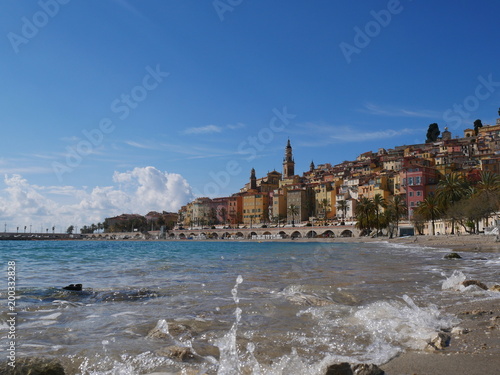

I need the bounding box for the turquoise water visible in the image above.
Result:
[0,240,499,374]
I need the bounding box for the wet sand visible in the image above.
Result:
[290,233,500,251]
[381,298,500,375]
[245,233,500,374]
[379,235,500,375]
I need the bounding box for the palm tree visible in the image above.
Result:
[355,197,374,235]
[372,194,386,237]
[436,173,468,234]
[337,200,348,224]
[386,195,407,237]
[474,171,500,228]
[414,194,441,235]
[288,204,299,226]
[319,198,331,225]
[477,171,500,194]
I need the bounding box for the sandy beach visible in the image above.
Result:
[373,235,500,375]
[217,233,500,374]
[290,234,499,374]
[380,297,500,375]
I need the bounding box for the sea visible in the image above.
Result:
[0,239,499,374]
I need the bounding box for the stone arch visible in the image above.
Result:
[223,232,230,239]
[321,230,335,238]
[279,231,287,238]
[236,232,244,238]
[340,229,353,237]
[291,231,302,239]
[168,232,175,238]
[249,231,257,239]
[189,233,196,238]
[211,232,219,239]
[263,231,272,236]
[306,230,317,238]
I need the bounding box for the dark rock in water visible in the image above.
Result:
[325,363,352,375]
[444,252,462,259]
[62,284,82,291]
[352,364,385,375]
[0,357,65,374]
[157,345,195,361]
[426,332,451,350]
[147,319,170,339]
[462,280,488,290]
[325,362,384,375]
[192,342,220,359]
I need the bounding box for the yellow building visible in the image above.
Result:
[373,175,391,201]
[313,183,336,221]
[242,192,270,226]
[271,190,287,221]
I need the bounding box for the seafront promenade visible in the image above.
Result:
[0,232,80,240]
[84,225,362,240]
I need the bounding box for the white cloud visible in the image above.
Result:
[329,127,418,142]
[295,122,420,146]
[0,167,194,231]
[183,125,222,135]
[124,140,157,149]
[362,103,442,119]
[226,122,246,130]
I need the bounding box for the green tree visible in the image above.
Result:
[319,198,331,225]
[426,123,440,143]
[414,194,441,235]
[337,200,348,224]
[373,193,386,237]
[288,204,299,226]
[411,210,426,235]
[355,197,374,234]
[66,225,74,234]
[386,195,407,238]
[477,171,500,194]
[436,173,468,234]
[473,119,483,136]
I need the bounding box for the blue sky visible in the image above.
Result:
[1,0,500,230]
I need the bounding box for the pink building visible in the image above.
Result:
[400,161,438,217]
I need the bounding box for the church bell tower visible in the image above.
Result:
[282,139,295,179]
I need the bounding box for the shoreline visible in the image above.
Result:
[380,297,500,375]
[4,234,498,374]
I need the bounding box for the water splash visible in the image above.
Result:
[216,275,244,375]
[442,270,467,291]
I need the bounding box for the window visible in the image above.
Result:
[409,191,414,197]
[410,202,415,207]
[416,176,421,185]
[408,177,414,185]
[416,191,422,196]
